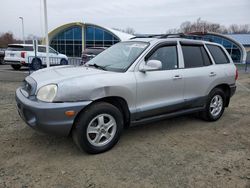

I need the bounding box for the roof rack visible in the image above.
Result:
[131,33,205,40]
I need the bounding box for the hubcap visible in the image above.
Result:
[86,114,117,147]
[210,95,223,117]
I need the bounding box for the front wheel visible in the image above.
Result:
[72,102,124,154]
[201,88,225,121]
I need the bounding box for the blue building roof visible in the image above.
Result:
[226,34,250,46]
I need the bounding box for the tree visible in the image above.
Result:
[166,18,250,34]
[0,32,21,48]
[113,27,136,35]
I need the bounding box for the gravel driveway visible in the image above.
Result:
[0,67,249,188]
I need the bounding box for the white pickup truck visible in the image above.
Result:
[4,44,68,70]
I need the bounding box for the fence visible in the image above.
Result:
[27,56,82,74]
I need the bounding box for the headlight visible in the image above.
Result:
[37,84,57,102]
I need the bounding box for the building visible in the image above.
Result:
[226,34,250,63]
[47,22,134,57]
[226,34,250,52]
[188,32,247,64]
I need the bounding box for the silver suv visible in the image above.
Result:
[16,35,237,154]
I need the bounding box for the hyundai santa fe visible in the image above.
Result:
[15,34,237,154]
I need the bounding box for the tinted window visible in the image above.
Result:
[148,46,178,70]
[182,46,204,68]
[7,45,33,51]
[206,44,230,64]
[38,47,46,53]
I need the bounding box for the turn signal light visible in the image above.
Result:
[21,51,26,58]
[65,111,75,117]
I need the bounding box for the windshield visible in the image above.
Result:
[86,41,149,72]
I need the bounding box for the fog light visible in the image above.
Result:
[65,110,75,117]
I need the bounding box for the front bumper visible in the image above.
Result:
[16,88,92,136]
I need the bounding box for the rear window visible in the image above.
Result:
[38,46,46,53]
[7,45,33,51]
[182,45,212,68]
[206,44,230,64]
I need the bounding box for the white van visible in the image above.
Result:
[4,44,68,70]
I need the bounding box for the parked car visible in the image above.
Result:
[16,35,237,154]
[81,47,106,64]
[4,44,68,70]
[0,48,5,65]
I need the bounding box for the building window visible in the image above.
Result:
[85,26,120,48]
[50,26,82,57]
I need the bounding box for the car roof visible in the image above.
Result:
[129,37,222,47]
[8,44,50,47]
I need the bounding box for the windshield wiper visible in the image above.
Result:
[87,63,106,71]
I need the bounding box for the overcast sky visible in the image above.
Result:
[1,0,249,39]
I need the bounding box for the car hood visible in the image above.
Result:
[29,65,109,88]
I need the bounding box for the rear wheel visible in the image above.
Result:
[201,88,225,121]
[11,64,21,70]
[60,59,68,65]
[72,102,124,154]
[31,58,42,70]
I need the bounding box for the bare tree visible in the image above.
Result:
[113,27,136,35]
[0,32,21,48]
[166,18,250,34]
[228,24,250,34]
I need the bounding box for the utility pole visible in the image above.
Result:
[43,0,49,68]
[19,17,25,44]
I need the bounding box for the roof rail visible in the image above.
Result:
[130,33,205,40]
[130,34,164,39]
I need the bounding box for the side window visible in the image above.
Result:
[147,46,178,70]
[206,44,230,64]
[49,47,57,54]
[182,45,204,68]
[38,47,46,53]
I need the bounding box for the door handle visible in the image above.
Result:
[173,75,182,80]
[209,72,216,77]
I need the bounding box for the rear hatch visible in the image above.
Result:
[4,44,33,62]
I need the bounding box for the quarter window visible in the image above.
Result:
[206,44,230,64]
[147,46,178,70]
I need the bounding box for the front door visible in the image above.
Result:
[135,44,185,120]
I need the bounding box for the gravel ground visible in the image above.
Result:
[0,67,249,188]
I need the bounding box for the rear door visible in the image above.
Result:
[135,42,185,119]
[49,47,61,65]
[180,42,216,108]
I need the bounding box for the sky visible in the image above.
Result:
[0,0,249,39]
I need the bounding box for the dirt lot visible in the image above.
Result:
[0,66,250,188]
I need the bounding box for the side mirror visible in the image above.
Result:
[139,60,162,72]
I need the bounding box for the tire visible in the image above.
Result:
[60,59,68,65]
[11,64,21,70]
[31,58,42,71]
[201,88,226,121]
[72,102,124,154]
